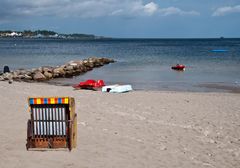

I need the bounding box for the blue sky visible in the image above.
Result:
[0,0,240,38]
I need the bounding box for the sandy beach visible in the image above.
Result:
[0,81,239,168]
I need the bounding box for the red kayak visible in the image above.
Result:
[171,64,185,71]
[73,79,105,90]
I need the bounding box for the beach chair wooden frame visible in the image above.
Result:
[26,97,77,151]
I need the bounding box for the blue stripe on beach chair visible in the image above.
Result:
[29,98,34,105]
[58,98,62,104]
[44,98,48,104]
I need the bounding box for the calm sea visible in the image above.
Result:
[0,38,240,92]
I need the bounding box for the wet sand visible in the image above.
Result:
[198,83,240,93]
[0,82,239,168]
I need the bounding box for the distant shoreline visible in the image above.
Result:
[0,30,239,40]
[0,36,240,40]
[0,30,110,40]
[1,37,240,40]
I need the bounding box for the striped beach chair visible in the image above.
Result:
[26,97,77,151]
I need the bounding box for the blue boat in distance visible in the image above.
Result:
[211,49,228,52]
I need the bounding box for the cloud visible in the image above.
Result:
[0,0,199,20]
[213,5,240,16]
[110,1,159,17]
[159,7,200,16]
[144,2,158,15]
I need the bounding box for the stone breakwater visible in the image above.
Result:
[0,57,115,82]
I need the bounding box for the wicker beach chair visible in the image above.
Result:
[26,97,77,151]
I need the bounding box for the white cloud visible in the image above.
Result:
[110,1,159,17]
[0,0,199,19]
[111,9,123,16]
[213,5,240,16]
[159,7,200,16]
[144,2,158,15]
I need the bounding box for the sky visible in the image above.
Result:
[0,0,240,38]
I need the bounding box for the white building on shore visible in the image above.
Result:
[5,32,22,37]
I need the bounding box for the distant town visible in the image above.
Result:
[0,30,108,39]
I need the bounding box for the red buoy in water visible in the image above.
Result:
[171,64,185,71]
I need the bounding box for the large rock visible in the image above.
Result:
[53,67,66,77]
[85,62,94,68]
[18,75,26,79]
[88,57,97,63]
[65,65,74,71]
[33,71,46,81]
[99,57,115,64]
[15,74,32,81]
[43,71,53,79]
[73,60,84,65]
[12,71,19,79]
[2,72,13,80]
[42,66,53,72]
[26,71,32,76]
[77,66,88,73]
[67,60,81,66]
[0,76,4,81]
[19,69,28,75]
[65,63,78,70]
[37,67,43,73]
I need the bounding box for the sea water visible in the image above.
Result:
[0,38,240,92]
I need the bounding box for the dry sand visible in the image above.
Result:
[0,82,239,168]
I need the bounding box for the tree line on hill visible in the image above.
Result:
[0,30,105,39]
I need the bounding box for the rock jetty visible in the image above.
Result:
[0,57,115,82]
